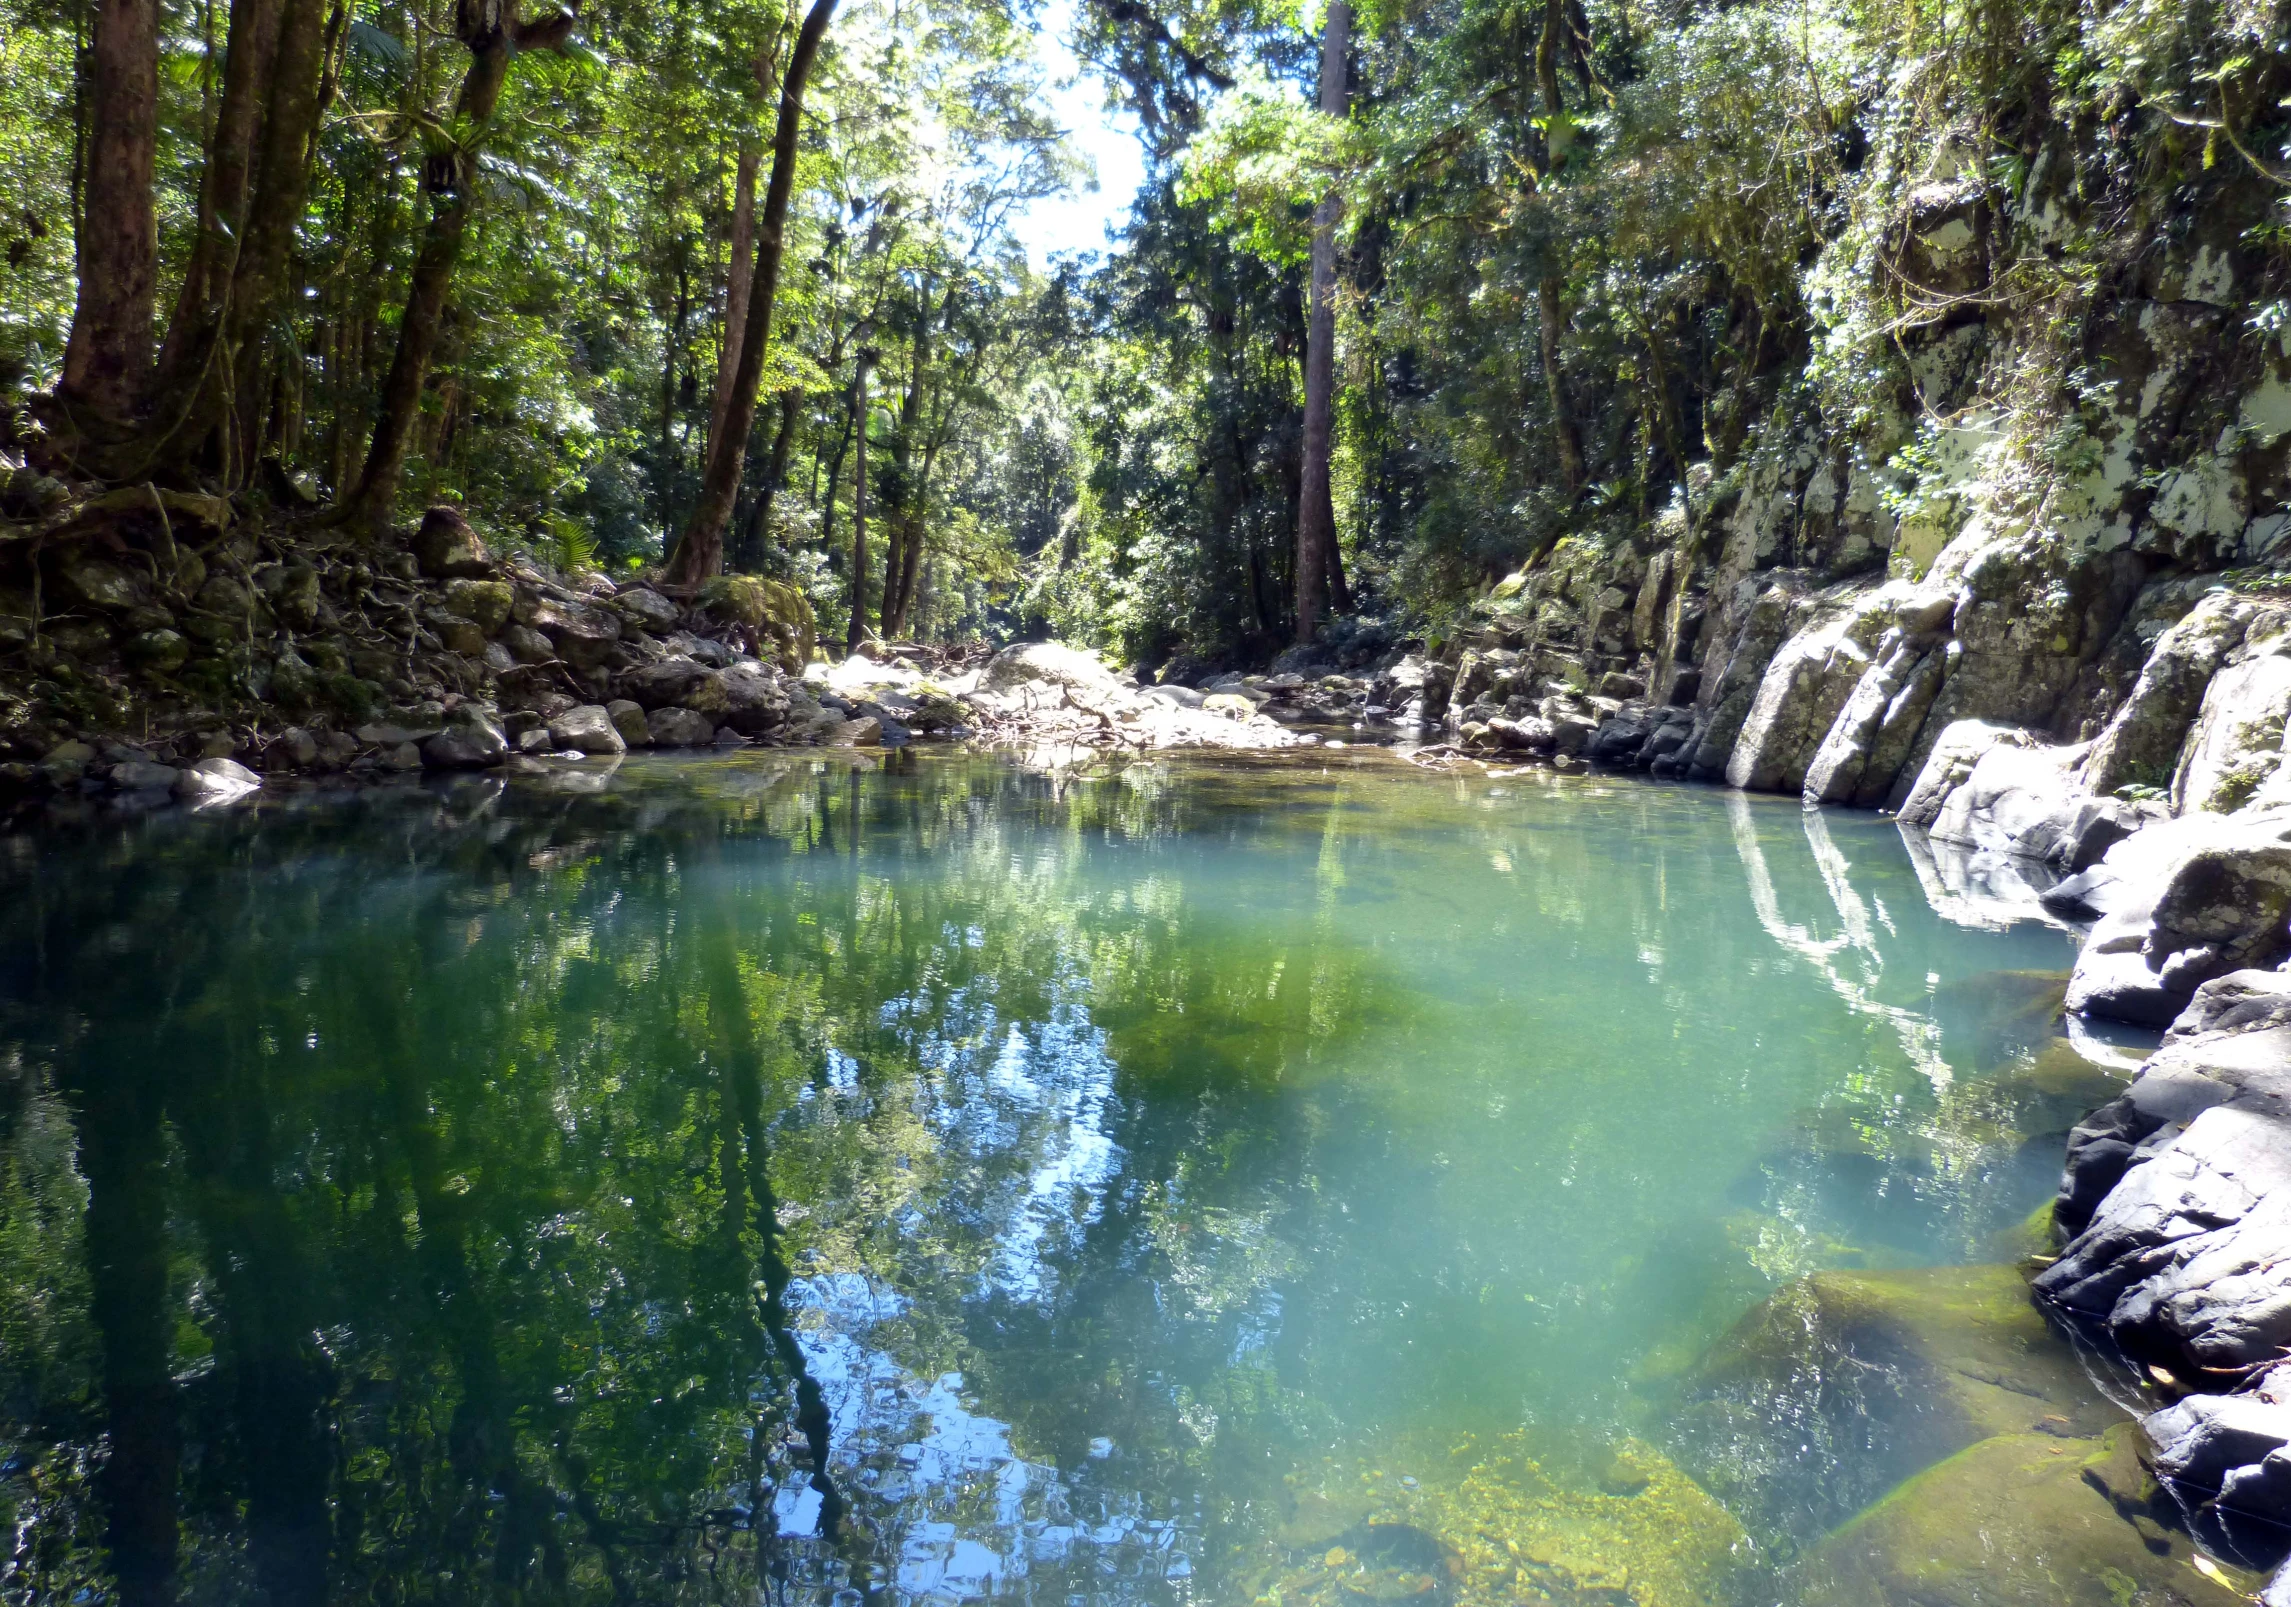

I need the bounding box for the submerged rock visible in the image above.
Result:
[1790,1427,2253,1606]
[1675,1264,2117,1550]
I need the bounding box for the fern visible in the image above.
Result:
[544,516,597,573]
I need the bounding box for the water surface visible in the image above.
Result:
[0,751,2118,1605]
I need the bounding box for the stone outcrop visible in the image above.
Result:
[2035,968,2291,1589]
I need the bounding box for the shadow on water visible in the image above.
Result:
[0,752,2185,1605]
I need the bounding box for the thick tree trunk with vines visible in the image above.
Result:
[217,0,336,482]
[149,0,284,422]
[1539,275,1583,496]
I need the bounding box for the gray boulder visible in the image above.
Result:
[2084,590,2260,797]
[412,505,493,579]
[647,706,716,747]
[422,708,509,769]
[2038,964,2291,1562]
[718,662,790,735]
[519,596,621,670]
[2176,620,2291,815]
[616,657,716,710]
[612,587,683,632]
[501,622,556,664]
[1802,633,1948,806]
[548,705,626,755]
[1725,583,1895,792]
[2144,1392,2291,1561]
[174,757,260,801]
[606,699,651,748]
[981,641,1121,696]
[109,760,181,792]
[1896,719,2031,828]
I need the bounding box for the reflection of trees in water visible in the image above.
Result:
[1722,792,2105,1271]
[0,772,912,1603]
[0,755,1388,1604]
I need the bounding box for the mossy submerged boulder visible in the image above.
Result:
[1674,1264,2118,1549]
[1791,1427,2254,1607]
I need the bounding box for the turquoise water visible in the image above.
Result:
[0,751,2122,1605]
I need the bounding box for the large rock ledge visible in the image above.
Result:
[2035,966,2291,1598]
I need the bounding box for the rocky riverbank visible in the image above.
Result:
[0,494,1349,814]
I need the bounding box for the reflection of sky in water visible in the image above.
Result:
[893,976,1124,1305]
[781,971,1180,1603]
[783,1275,1194,1606]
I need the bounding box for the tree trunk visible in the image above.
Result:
[707,139,760,458]
[149,0,284,422]
[736,386,800,571]
[846,354,871,655]
[664,0,840,587]
[881,300,927,634]
[819,401,851,562]
[342,0,534,531]
[59,0,161,432]
[218,0,334,482]
[1535,0,1570,166]
[658,255,690,543]
[1291,0,1348,646]
[1532,0,1581,502]
[1538,274,1583,496]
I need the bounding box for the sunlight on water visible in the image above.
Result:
[0,751,2150,1605]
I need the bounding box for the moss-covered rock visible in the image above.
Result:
[1249,1431,1753,1607]
[697,574,815,672]
[1675,1264,2119,1548]
[1792,1428,2258,1606]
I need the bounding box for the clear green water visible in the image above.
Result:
[0,750,2127,1605]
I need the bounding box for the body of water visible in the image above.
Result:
[0,751,2148,1605]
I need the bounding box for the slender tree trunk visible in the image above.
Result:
[1538,275,1583,496]
[658,256,689,543]
[737,386,800,570]
[344,0,563,530]
[881,346,923,632]
[665,0,840,586]
[707,139,760,458]
[1292,0,1348,646]
[846,354,872,655]
[819,400,850,560]
[894,488,924,635]
[1532,0,1582,503]
[60,0,161,432]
